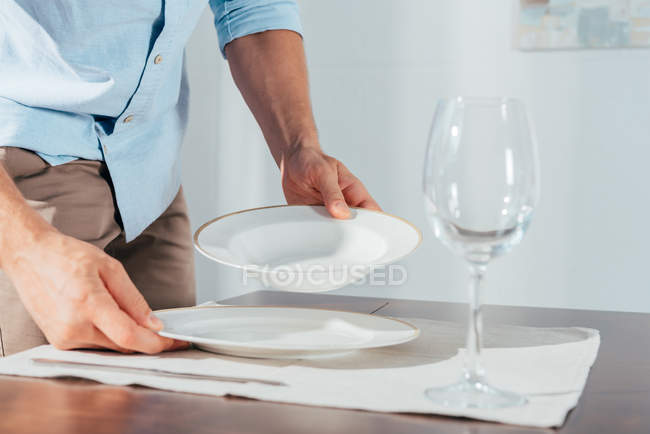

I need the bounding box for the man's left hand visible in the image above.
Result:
[280,145,381,219]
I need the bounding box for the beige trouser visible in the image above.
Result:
[0,147,196,356]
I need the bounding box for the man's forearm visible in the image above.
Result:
[0,164,54,269]
[225,30,319,166]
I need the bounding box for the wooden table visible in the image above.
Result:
[1,290,649,434]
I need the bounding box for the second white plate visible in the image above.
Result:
[156,306,419,359]
[194,205,422,292]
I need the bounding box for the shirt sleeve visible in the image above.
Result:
[209,0,303,58]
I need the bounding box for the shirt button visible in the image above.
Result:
[154,54,163,64]
[123,115,134,124]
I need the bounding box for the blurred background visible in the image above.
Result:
[181,0,650,312]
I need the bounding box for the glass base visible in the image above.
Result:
[425,378,527,409]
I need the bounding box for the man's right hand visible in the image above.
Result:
[1,229,186,353]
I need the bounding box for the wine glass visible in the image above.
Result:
[423,97,540,408]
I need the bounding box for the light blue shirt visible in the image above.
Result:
[0,0,302,241]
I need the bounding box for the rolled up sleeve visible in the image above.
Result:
[210,0,303,58]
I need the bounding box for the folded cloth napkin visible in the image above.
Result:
[0,317,599,428]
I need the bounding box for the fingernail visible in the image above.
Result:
[148,313,164,330]
[334,201,350,217]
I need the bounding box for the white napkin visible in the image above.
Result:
[0,318,599,428]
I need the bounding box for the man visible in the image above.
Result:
[0,1,379,356]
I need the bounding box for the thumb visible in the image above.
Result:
[99,259,163,331]
[317,167,350,219]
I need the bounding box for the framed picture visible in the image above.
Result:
[516,0,650,49]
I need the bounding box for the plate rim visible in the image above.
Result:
[154,305,420,351]
[193,204,423,274]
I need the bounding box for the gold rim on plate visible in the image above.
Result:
[192,204,423,274]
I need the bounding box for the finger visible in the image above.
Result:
[283,188,323,206]
[357,198,382,211]
[81,328,133,354]
[316,166,350,219]
[166,340,191,352]
[338,166,382,211]
[342,181,382,211]
[99,259,162,331]
[91,291,175,354]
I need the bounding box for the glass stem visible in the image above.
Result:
[464,263,486,384]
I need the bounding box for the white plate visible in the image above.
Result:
[156,306,419,359]
[194,205,422,292]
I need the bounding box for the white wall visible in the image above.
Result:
[182,1,650,312]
